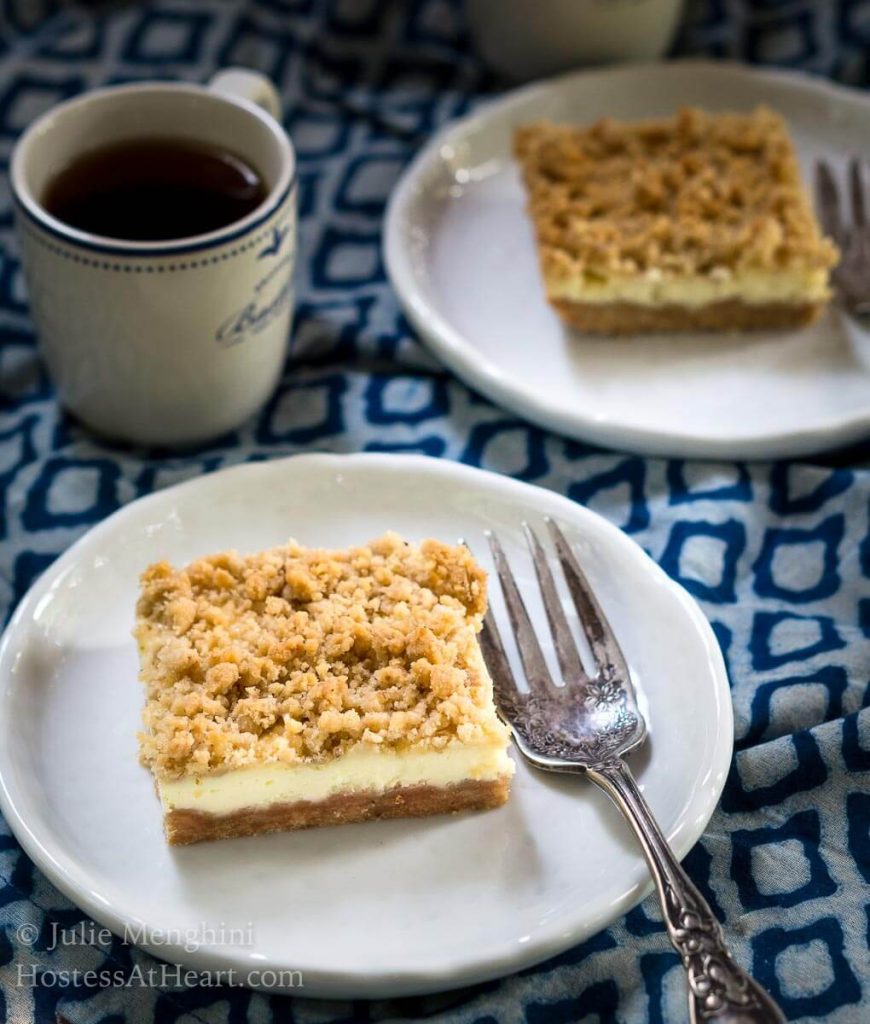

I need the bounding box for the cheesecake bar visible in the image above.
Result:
[135,533,513,845]
[514,106,838,334]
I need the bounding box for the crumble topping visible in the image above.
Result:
[136,533,508,780]
[514,106,838,285]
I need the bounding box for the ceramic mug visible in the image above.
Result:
[466,0,685,81]
[11,68,296,446]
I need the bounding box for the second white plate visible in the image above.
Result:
[0,454,731,997]
[385,60,870,459]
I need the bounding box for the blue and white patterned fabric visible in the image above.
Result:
[0,1,868,1022]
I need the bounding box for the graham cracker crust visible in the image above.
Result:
[165,776,511,845]
[551,298,823,335]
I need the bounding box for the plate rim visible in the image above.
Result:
[384,59,870,460]
[0,452,734,996]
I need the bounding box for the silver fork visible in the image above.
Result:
[481,520,785,1024]
[816,158,870,316]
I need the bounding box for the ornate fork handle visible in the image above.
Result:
[587,760,785,1024]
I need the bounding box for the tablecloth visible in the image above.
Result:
[0,1,867,1022]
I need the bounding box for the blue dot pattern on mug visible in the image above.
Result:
[0,2,868,1023]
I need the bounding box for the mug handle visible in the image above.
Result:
[208,67,282,121]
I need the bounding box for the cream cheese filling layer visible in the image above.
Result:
[159,743,515,816]
[548,268,830,307]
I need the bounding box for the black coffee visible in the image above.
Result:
[43,137,268,241]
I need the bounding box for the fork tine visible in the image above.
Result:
[546,518,629,681]
[486,530,557,693]
[849,158,867,227]
[479,615,523,715]
[815,160,842,241]
[523,522,588,685]
[462,536,524,712]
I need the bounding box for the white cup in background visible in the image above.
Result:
[11,68,296,447]
[466,0,685,81]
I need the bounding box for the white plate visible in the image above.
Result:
[0,453,731,998]
[385,61,870,459]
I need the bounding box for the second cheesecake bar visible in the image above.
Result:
[514,106,838,334]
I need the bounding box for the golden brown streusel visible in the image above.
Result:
[514,107,838,285]
[136,533,508,781]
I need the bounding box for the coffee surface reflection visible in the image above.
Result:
[44,137,267,241]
